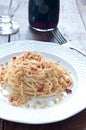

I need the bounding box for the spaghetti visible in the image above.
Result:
[0,51,73,106]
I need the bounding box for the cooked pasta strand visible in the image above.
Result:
[0,51,73,106]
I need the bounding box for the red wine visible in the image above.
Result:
[28,0,60,31]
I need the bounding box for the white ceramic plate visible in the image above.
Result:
[0,40,86,124]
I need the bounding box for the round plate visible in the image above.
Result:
[0,40,86,124]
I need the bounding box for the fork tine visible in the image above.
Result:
[55,30,65,44]
[52,28,67,44]
[56,28,67,43]
[54,28,67,44]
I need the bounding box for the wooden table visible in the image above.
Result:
[0,0,86,129]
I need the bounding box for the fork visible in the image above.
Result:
[52,28,67,45]
[52,28,86,57]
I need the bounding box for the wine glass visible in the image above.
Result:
[0,0,20,35]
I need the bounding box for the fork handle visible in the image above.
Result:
[69,47,86,57]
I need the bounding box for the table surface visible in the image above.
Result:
[0,0,86,130]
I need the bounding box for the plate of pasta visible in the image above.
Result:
[0,40,86,124]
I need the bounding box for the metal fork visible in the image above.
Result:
[52,28,67,45]
[52,28,86,57]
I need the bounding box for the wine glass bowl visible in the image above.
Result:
[0,0,20,35]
